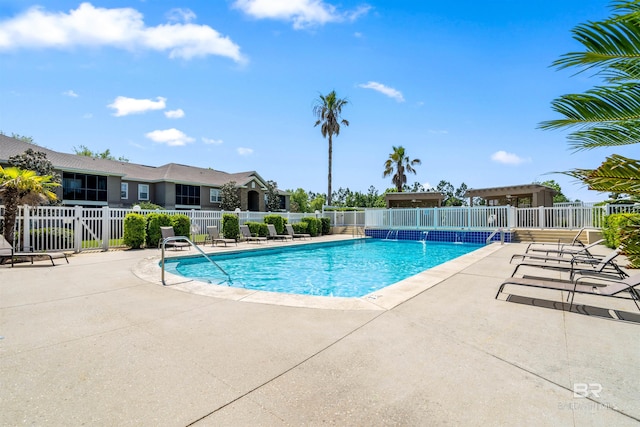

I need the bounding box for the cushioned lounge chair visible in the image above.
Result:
[0,235,68,267]
[266,224,292,241]
[286,224,311,240]
[206,226,236,247]
[510,248,627,281]
[496,272,640,312]
[159,226,191,250]
[240,225,267,243]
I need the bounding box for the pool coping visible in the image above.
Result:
[133,238,506,311]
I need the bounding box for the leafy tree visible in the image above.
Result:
[383,146,421,192]
[310,195,325,212]
[265,180,281,212]
[0,166,59,245]
[313,90,349,205]
[0,131,36,145]
[8,149,61,184]
[540,0,640,263]
[407,181,426,192]
[73,144,129,162]
[220,181,240,211]
[436,180,468,206]
[289,188,310,213]
[539,179,570,203]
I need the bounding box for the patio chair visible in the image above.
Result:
[524,228,586,254]
[240,225,267,244]
[206,226,237,247]
[511,239,605,263]
[510,248,628,281]
[159,226,191,251]
[266,224,293,241]
[286,224,311,240]
[496,272,640,312]
[0,235,69,267]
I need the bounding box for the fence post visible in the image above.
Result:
[508,206,516,229]
[22,204,31,251]
[102,206,110,251]
[74,205,82,253]
[434,207,439,229]
[538,206,545,228]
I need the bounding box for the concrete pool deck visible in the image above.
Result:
[1,236,639,425]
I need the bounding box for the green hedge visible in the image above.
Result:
[170,214,190,237]
[320,217,331,235]
[602,213,640,248]
[30,227,74,251]
[123,213,146,249]
[264,214,285,234]
[291,222,308,234]
[222,213,240,240]
[145,213,172,247]
[301,217,321,237]
[245,221,268,237]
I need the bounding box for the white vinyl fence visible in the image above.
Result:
[0,204,638,252]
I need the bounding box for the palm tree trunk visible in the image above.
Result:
[2,189,18,247]
[327,134,333,205]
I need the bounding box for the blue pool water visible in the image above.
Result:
[164,239,482,298]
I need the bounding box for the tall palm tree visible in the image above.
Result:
[313,90,349,206]
[0,166,59,246]
[383,146,421,192]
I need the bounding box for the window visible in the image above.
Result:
[62,172,108,202]
[210,188,222,203]
[176,184,200,206]
[121,183,128,199]
[138,184,149,201]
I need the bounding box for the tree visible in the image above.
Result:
[220,181,240,211]
[436,180,468,206]
[289,188,310,213]
[0,166,59,245]
[383,146,421,192]
[539,179,570,203]
[313,90,349,205]
[73,145,129,162]
[8,149,61,184]
[0,131,36,145]
[309,195,325,212]
[265,180,281,211]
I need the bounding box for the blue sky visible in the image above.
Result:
[0,0,633,202]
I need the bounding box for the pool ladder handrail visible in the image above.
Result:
[160,236,232,286]
[486,228,505,245]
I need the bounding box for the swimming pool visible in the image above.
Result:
[163,239,483,298]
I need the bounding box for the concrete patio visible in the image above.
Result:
[1,238,638,426]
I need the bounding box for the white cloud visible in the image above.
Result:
[232,0,370,29]
[237,147,254,156]
[108,96,166,116]
[202,137,223,145]
[358,81,405,102]
[428,129,448,134]
[166,8,196,23]
[63,89,78,97]
[164,108,185,119]
[491,150,530,165]
[0,3,245,62]
[145,128,194,146]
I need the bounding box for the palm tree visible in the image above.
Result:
[383,146,421,192]
[313,90,349,205]
[0,166,59,246]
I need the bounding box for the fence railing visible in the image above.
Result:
[1,204,638,252]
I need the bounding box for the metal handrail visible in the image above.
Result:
[486,228,504,245]
[160,236,231,286]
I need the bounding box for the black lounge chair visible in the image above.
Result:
[496,272,640,312]
[0,235,68,267]
[206,226,236,247]
[286,224,311,240]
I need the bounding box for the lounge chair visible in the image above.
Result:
[159,226,191,250]
[510,248,628,281]
[206,226,236,247]
[524,228,586,254]
[286,224,311,240]
[266,224,293,241]
[0,235,68,267]
[496,272,640,312]
[511,239,606,263]
[240,225,267,244]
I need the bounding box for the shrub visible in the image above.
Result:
[245,221,268,237]
[30,227,74,251]
[291,222,308,233]
[170,214,190,237]
[123,213,146,249]
[222,213,240,240]
[602,213,640,248]
[301,217,320,237]
[320,217,331,235]
[264,214,285,234]
[145,212,172,247]
[136,201,164,210]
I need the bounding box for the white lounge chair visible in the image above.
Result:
[0,235,68,267]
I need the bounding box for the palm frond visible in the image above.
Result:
[565,121,640,150]
[564,154,640,194]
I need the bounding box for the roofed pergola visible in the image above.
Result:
[465,184,556,207]
[384,192,444,208]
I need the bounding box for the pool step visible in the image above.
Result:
[512,229,603,245]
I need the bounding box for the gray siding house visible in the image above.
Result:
[0,135,289,211]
